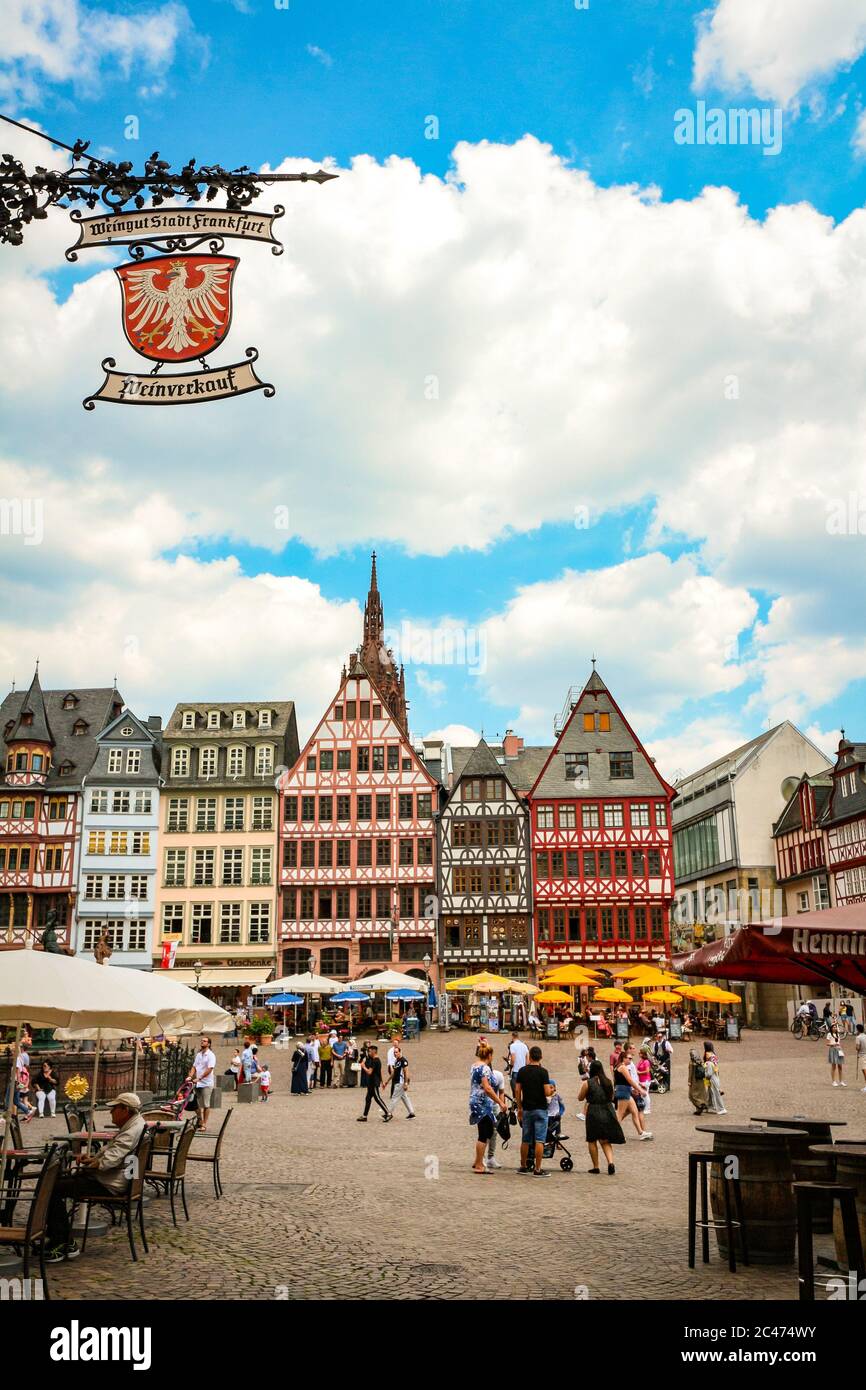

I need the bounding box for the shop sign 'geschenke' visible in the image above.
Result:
[75,204,284,409]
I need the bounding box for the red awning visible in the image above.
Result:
[672,904,866,993]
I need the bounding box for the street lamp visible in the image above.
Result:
[193,959,202,990]
[308,953,315,976]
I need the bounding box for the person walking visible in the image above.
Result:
[827,1022,846,1087]
[485,1064,508,1169]
[856,1023,866,1091]
[189,1034,217,1133]
[319,1035,333,1088]
[358,1044,390,1121]
[469,1043,507,1173]
[514,1044,555,1177]
[257,1064,271,1101]
[687,1047,708,1115]
[614,1045,652,1139]
[578,1060,625,1174]
[652,1030,672,1093]
[636,1046,653,1118]
[703,1041,727,1112]
[386,1043,416,1119]
[332,1034,348,1087]
[34,1060,58,1118]
[290,1041,309,1095]
[505,1030,529,1096]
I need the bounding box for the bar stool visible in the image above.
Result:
[794,1182,865,1301]
[688,1150,749,1273]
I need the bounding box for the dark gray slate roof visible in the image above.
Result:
[450,743,552,794]
[1,682,123,791]
[531,668,673,799]
[824,740,866,827]
[88,709,163,785]
[163,699,299,789]
[773,774,833,837]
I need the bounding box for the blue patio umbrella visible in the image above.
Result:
[331,991,372,1003]
[427,983,437,1008]
[385,989,425,1000]
[266,994,304,1006]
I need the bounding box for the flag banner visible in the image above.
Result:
[83,349,274,407]
[66,205,285,259]
[160,940,178,970]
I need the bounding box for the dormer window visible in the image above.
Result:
[107,749,123,774]
[62,694,78,710]
[200,747,218,777]
[59,760,74,776]
[182,711,196,730]
[258,710,272,729]
[207,710,221,729]
[233,710,246,729]
[73,719,88,736]
[4,721,13,738]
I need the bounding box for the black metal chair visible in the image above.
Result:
[186,1106,232,1198]
[688,1150,748,1273]
[0,1144,63,1297]
[795,1182,865,1300]
[77,1126,154,1262]
[144,1120,196,1225]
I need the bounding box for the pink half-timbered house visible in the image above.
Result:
[529,667,675,968]
[0,669,123,949]
[279,558,440,983]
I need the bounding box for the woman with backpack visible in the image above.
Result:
[687,1047,707,1114]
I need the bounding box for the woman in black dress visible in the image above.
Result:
[577,1060,625,1175]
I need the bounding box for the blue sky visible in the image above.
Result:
[2,0,866,770]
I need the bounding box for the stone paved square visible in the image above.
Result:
[40,1027,865,1302]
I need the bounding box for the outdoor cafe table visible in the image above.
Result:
[751,1117,848,1232]
[809,1145,866,1272]
[695,1123,808,1265]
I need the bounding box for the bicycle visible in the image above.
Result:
[791,1016,823,1040]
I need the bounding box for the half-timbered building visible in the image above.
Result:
[439,734,544,983]
[279,557,440,983]
[0,670,123,949]
[772,772,834,916]
[824,734,866,907]
[529,668,675,968]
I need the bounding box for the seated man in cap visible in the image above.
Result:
[45,1092,146,1261]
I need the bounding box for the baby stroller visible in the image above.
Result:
[153,1076,197,1120]
[542,1088,573,1171]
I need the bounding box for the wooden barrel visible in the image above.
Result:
[709,1130,796,1265]
[768,1123,835,1233]
[832,1151,866,1272]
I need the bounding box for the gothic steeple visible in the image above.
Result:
[347,552,408,734]
[8,666,55,747]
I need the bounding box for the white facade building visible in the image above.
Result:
[75,709,162,970]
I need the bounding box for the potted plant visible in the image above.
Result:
[245,1016,274,1046]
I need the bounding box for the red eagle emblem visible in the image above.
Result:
[115,253,237,363]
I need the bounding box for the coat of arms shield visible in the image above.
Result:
[115,252,238,364]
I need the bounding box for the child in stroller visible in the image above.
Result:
[152,1076,197,1121]
[541,1079,574,1171]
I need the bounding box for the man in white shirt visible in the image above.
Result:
[189,1035,217,1132]
[507,1031,530,1096]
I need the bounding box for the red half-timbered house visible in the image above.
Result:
[823,734,866,906]
[529,668,675,968]
[772,772,834,915]
[0,669,123,948]
[279,558,440,983]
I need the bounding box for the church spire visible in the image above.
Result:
[347,551,408,734]
[8,666,54,747]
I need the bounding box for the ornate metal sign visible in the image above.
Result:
[79,214,277,408]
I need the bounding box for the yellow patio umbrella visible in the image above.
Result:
[709,989,742,1005]
[690,985,739,1003]
[592,987,634,1003]
[541,964,603,985]
[674,985,703,999]
[622,968,683,987]
[534,989,573,1004]
[642,990,684,1004]
[445,971,536,994]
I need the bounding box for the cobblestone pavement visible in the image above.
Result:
[41,1028,865,1301]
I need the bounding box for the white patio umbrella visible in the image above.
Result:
[253,972,344,997]
[0,951,165,1190]
[350,969,426,992]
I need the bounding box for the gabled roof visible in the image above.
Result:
[458,737,509,781]
[450,743,551,793]
[675,721,831,796]
[772,773,833,838]
[824,736,866,826]
[530,667,675,800]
